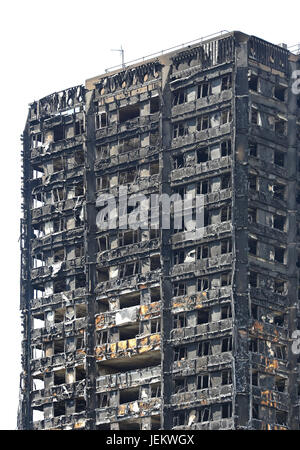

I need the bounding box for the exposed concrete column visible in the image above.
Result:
[159,56,173,430]
[83,89,97,429]
[232,33,250,429]
[287,55,299,430]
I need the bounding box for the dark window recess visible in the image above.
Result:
[75,398,86,413]
[221,370,232,385]
[249,73,258,91]
[221,272,231,287]
[174,346,188,361]
[197,309,210,325]
[276,410,288,426]
[251,109,259,125]
[75,274,86,289]
[274,247,285,264]
[53,124,64,142]
[274,150,285,167]
[252,403,259,420]
[274,279,286,295]
[252,371,258,386]
[173,89,187,105]
[221,337,232,352]
[173,154,184,169]
[198,341,212,356]
[274,85,286,101]
[221,304,232,320]
[173,282,186,296]
[249,237,257,256]
[197,374,210,390]
[249,141,258,157]
[274,214,285,231]
[197,115,210,131]
[173,313,186,329]
[221,403,232,419]
[197,277,210,292]
[174,378,187,394]
[198,407,211,422]
[198,82,209,98]
[221,74,232,91]
[251,304,259,320]
[197,147,209,163]
[150,97,160,113]
[53,401,65,417]
[272,183,285,200]
[221,140,232,157]
[221,173,231,189]
[221,206,231,222]
[275,118,286,136]
[174,250,185,265]
[95,112,107,129]
[275,377,286,393]
[173,122,189,138]
[249,174,257,191]
[249,271,258,288]
[249,339,258,353]
[173,411,186,427]
[119,104,140,123]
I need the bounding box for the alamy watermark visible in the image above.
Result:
[96,187,205,241]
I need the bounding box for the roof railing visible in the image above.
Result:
[104,30,230,73]
[288,44,300,55]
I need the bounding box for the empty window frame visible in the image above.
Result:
[198,82,210,98]
[173,121,189,138]
[174,346,188,361]
[118,136,140,154]
[221,139,232,157]
[96,175,110,190]
[197,277,210,292]
[174,249,185,265]
[197,309,210,325]
[274,149,285,167]
[174,378,187,394]
[274,117,286,136]
[221,272,231,286]
[118,230,140,246]
[221,206,232,222]
[119,261,140,278]
[197,146,209,163]
[197,244,210,259]
[221,402,232,419]
[221,74,232,91]
[173,153,185,169]
[248,73,258,91]
[119,167,137,185]
[221,369,232,385]
[249,237,258,255]
[173,281,187,297]
[251,108,261,126]
[150,97,160,113]
[198,340,212,356]
[221,173,232,189]
[173,89,187,105]
[52,188,65,203]
[197,114,210,131]
[249,173,258,191]
[96,144,109,160]
[95,112,107,129]
[221,239,232,255]
[197,179,210,195]
[221,304,232,320]
[119,104,140,123]
[274,85,286,102]
[197,373,211,390]
[173,313,186,329]
[197,407,212,423]
[53,247,65,262]
[221,109,232,125]
[221,337,232,352]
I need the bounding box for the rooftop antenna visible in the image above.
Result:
[111,45,125,68]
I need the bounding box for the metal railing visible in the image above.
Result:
[105,30,230,73]
[288,44,300,55]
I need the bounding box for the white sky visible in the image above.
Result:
[0,0,298,430]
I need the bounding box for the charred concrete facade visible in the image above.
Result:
[18,31,300,430]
